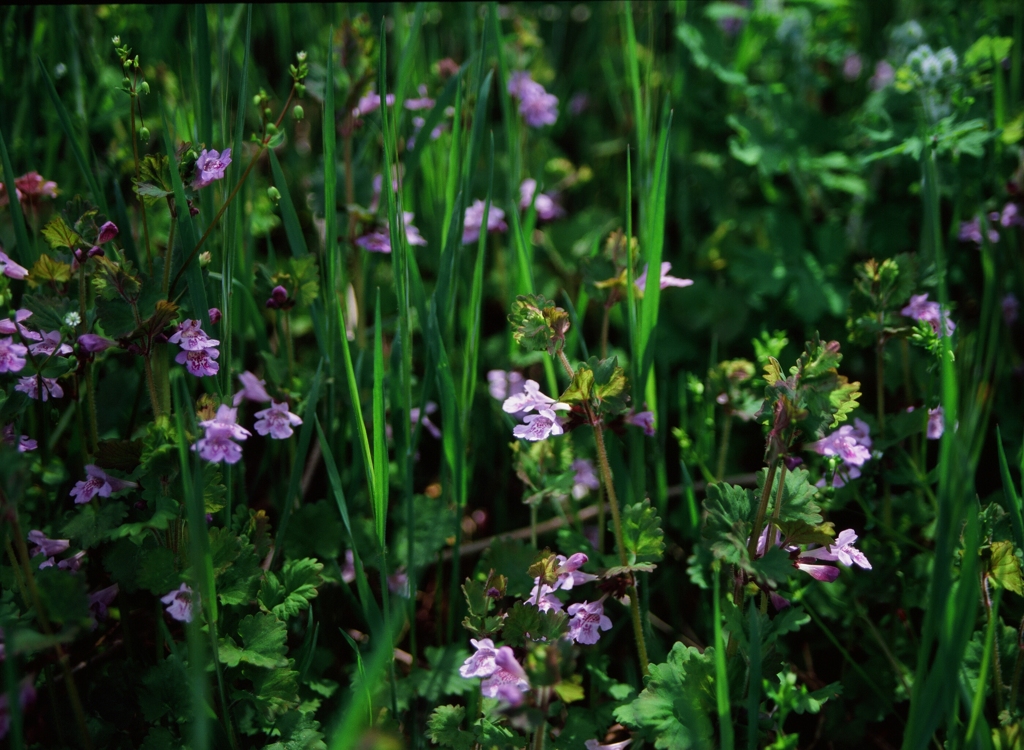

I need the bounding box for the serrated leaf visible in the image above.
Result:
[40,216,81,250]
[757,467,823,525]
[35,564,90,625]
[208,526,241,576]
[220,613,288,668]
[560,363,594,404]
[137,546,181,595]
[750,545,794,585]
[989,541,1023,595]
[139,655,191,722]
[509,294,570,356]
[427,705,474,750]
[61,502,128,548]
[774,520,835,548]
[702,482,755,566]
[28,254,73,288]
[257,558,323,619]
[265,711,327,750]
[620,499,665,565]
[250,666,300,720]
[503,601,569,646]
[202,462,226,514]
[217,539,261,606]
[553,674,585,704]
[614,642,716,749]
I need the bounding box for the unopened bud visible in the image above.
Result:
[264,107,273,118]
[253,94,263,107]
[139,81,150,95]
[296,50,307,62]
[139,126,150,141]
[198,251,212,267]
[265,122,278,135]
[111,36,120,45]
[267,186,281,205]
[122,77,132,89]
[133,55,139,68]
[295,83,306,97]
[208,307,222,324]
[292,105,304,120]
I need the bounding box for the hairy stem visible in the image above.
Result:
[716,414,732,482]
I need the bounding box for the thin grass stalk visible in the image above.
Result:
[712,565,735,750]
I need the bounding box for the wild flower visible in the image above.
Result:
[625,410,655,436]
[0,249,29,280]
[460,638,500,678]
[0,677,37,741]
[502,379,568,415]
[233,371,272,406]
[404,84,434,110]
[585,739,632,750]
[869,60,895,90]
[351,89,395,118]
[266,285,289,309]
[27,530,70,559]
[519,179,564,221]
[355,213,428,253]
[192,148,232,189]
[341,549,356,584]
[69,464,137,504]
[807,418,872,488]
[507,71,558,127]
[97,221,119,244]
[88,584,119,627]
[2,424,35,452]
[799,529,872,570]
[572,458,600,499]
[900,293,955,336]
[927,407,944,440]
[1003,294,1019,326]
[0,170,57,206]
[0,309,41,339]
[958,216,999,245]
[1000,202,1023,227]
[0,337,28,373]
[168,319,220,352]
[253,400,303,439]
[78,334,116,353]
[634,262,693,293]
[513,409,566,441]
[29,331,73,357]
[388,569,410,598]
[527,553,599,611]
[410,402,441,439]
[161,583,195,623]
[567,599,612,645]
[842,53,862,80]
[176,347,220,377]
[193,405,251,463]
[39,550,85,572]
[481,647,530,705]
[208,307,222,325]
[487,369,525,402]
[15,376,63,401]
[462,200,507,244]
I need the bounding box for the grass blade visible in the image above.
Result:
[712,565,734,750]
[461,133,493,423]
[0,123,35,265]
[371,291,389,549]
[997,426,1024,555]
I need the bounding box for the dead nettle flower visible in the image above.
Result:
[88,584,119,628]
[507,71,559,128]
[388,568,410,598]
[459,640,531,706]
[2,423,36,452]
[0,249,29,280]
[351,89,395,119]
[0,676,37,742]
[625,409,655,436]
[519,178,564,222]
[756,525,870,583]
[502,379,568,415]
[232,370,273,406]
[513,408,566,442]
[410,401,441,439]
[0,309,41,340]
[567,598,613,645]
[487,369,525,402]
[265,285,290,309]
[192,148,232,189]
[572,458,600,499]
[504,379,571,442]
[40,550,86,572]
[78,333,117,353]
[253,400,303,440]
[15,376,63,401]
[999,202,1023,228]
[901,293,955,337]
[404,83,435,110]
[193,405,251,463]
[807,418,872,488]
[527,553,599,612]
[0,170,58,206]
[634,262,693,293]
[161,583,196,623]
[1003,294,1019,326]
[958,215,999,245]
[27,530,70,560]
[462,200,507,244]
[29,331,73,357]
[169,319,221,377]
[69,464,138,505]
[870,60,896,90]
[96,221,119,244]
[341,549,356,583]
[927,406,944,440]
[584,739,632,750]
[355,213,428,254]
[0,337,28,374]
[208,307,222,325]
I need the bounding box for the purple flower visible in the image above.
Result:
[89,584,119,626]
[0,337,28,373]
[411,402,441,439]
[799,529,871,570]
[341,549,356,583]
[355,230,391,253]
[901,293,955,336]
[78,333,116,353]
[568,92,589,116]
[193,405,251,463]
[794,560,841,582]
[842,53,863,80]
[487,370,525,402]
[192,148,232,189]
[958,216,999,245]
[97,221,119,244]
[869,60,895,90]
[208,307,222,325]
[502,379,568,415]
[807,421,872,468]
[462,200,507,244]
[408,116,445,150]
[1003,294,1020,326]
[572,458,600,499]
[352,89,395,119]
[253,400,303,439]
[0,677,36,742]
[161,583,195,623]
[28,530,70,559]
[232,370,273,406]
[0,249,29,280]
[404,84,435,110]
[15,376,63,401]
[168,319,219,352]
[480,647,530,704]
[28,330,73,357]
[4,424,36,452]
[1000,203,1023,227]
[507,71,558,127]
[388,569,410,598]
[460,638,500,678]
[626,410,655,436]
[519,179,564,221]
[0,309,41,340]
[635,262,693,293]
[567,599,613,645]
[176,347,220,377]
[69,464,137,504]
[528,553,599,610]
[513,409,565,441]
[927,407,944,440]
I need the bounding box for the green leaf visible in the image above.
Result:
[137,546,181,595]
[503,601,569,647]
[750,545,794,586]
[964,36,1014,69]
[757,467,823,525]
[481,539,538,598]
[257,558,323,619]
[217,539,261,606]
[28,253,74,289]
[219,613,288,669]
[614,642,716,749]
[35,564,90,626]
[61,502,127,548]
[139,655,191,722]
[773,520,835,548]
[202,463,226,514]
[620,499,665,565]
[560,363,595,404]
[509,294,571,356]
[264,711,327,750]
[249,665,300,720]
[702,481,755,566]
[284,500,344,561]
[40,216,81,250]
[426,704,474,750]
[988,542,1024,595]
[207,526,241,576]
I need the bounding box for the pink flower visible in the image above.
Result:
[842,53,863,80]
[927,407,944,440]
[27,530,70,559]
[513,409,565,441]
[404,84,435,110]
[410,402,441,439]
[502,379,568,415]
[29,330,73,357]
[0,309,41,340]
[635,262,693,293]
[97,221,119,244]
[807,423,872,468]
[958,216,999,245]
[488,370,525,402]
[254,400,303,439]
[14,171,58,201]
[519,179,564,221]
[208,307,222,325]
[78,333,116,353]
[193,405,251,463]
[266,285,289,309]
[341,549,356,583]
[232,370,272,406]
[192,148,232,189]
[585,739,632,750]
[168,319,219,351]
[15,376,63,401]
[480,647,530,704]
[0,337,28,373]
[69,464,137,504]
[0,249,28,280]
[0,677,37,742]
[4,424,36,452]
[199,405,252,441]
[799,529,871,570]
[626,410,655,436]
[351,90,395,118]
[462,200,507,244]
[460,638,500,678]
[176,347,220,377]
[161,583,195,623]
[901,293,955,336]
[527,553,599,610]
[1000,203,1023,228]
[40,549,86,572]
[794,560,841,582]
[869,60,895,90]
[388,569,410,598]
[508,72,558,127]
[572,458,600,499]
[567,600,612,645]
[355,230,391,253]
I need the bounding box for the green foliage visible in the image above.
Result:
[702,481,754,567]
[502,601,569,646]
[426,705,474,750]
[560,356,629,415]
[258,557,324,619]
[220,613,289,669]
[756,467,823,525]
[509,294,571,356]
[619,499,665,566]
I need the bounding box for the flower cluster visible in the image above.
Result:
[0,170,58,207]
[901,293,955,337]
[519,179,563,222]
[459,639,531,705]
[502,379,570,441]
[758,525,872,588]
[0,308,74,402]
[807,418,873,488]
[193,405,251,464]
[462,200,507,244]
[169,319,220,377]
[507,71,559,128]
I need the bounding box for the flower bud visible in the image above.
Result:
[253,94,263,107]
[295,83,306,97]
[292,105,304,120]
[112,36,120,45]
[139,126,150,141]
[78,334,116,353]
[97,221,119,244]
[266,285,289,309]
[266,122,278,135]
[139,81,150,95]
[122,77,132,90]
[87,246,105,258]
[296,50,307,62]
[264,107,273,118]
[198,251,212,267]
[208,307,222,324]
[267,186,281,205]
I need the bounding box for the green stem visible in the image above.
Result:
[1011,615,1024,708]
[162,218,176,296]
[129,79,153,273]
[716,414,731,482]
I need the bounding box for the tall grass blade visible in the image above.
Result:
[461,133,493,422]
[371,291,389,549]
[0,124,34,265]
[712,566,734,750]
[997,426,1024,554]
